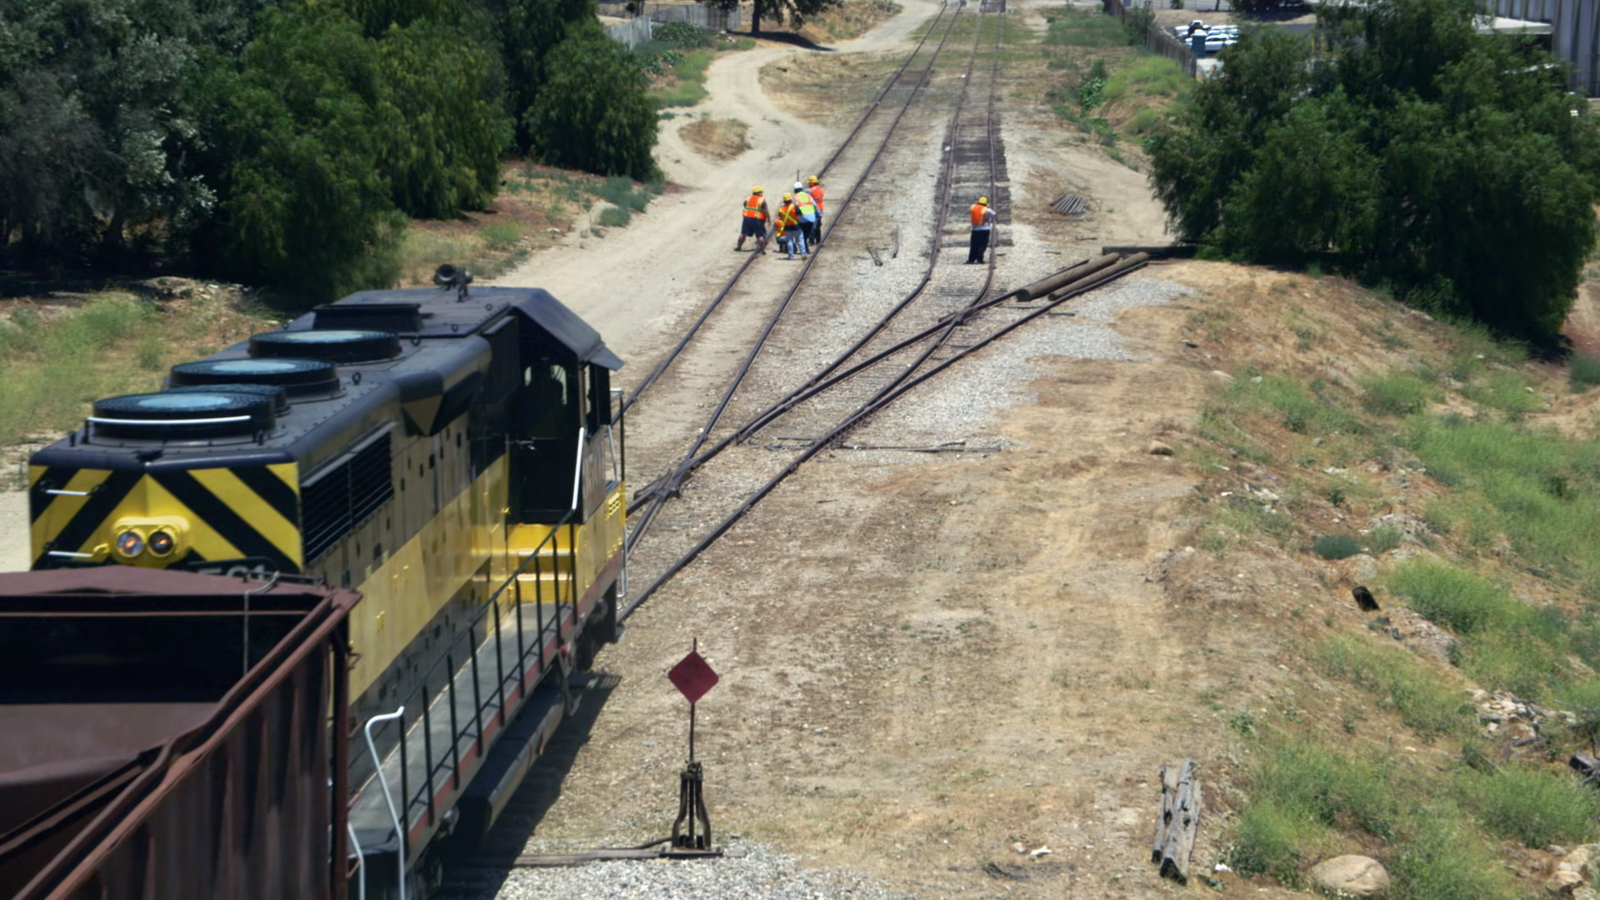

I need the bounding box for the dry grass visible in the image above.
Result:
[679,117,751,161]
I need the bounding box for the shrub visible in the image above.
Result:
[1313,533,1363,560]
[1570,352,1600,390]
[597,205,631,227]
[1387,560,1511,635]
[1457,766,1596,848]
[1360,372,1436,416]
[1388,811,1521,900]
[655,21,713,49]
[1367,524,1404,554]
[1317,635,1466,737]
[1123,5,1154,46]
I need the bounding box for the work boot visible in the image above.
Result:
[735,237,745,252]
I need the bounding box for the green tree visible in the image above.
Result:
[0,0,256,264]
[197,5,403,304]
[1147,0,1600,345]
[373,16,512,217]
[524,32,658,180]
[502,0,600,150]
[710,0,841,36]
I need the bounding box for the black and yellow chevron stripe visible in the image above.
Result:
[29,463,303,573]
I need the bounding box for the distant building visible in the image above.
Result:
[1477,0,1594,95]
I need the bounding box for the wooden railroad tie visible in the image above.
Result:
[1150,759,1201,884]
[1049,193,1088,216]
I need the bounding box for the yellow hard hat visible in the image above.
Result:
[752,185,763,194]
[808,176,819,184]
[782,192,794,201]
[978,196,989,205]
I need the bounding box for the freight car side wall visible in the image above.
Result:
[4,575,359,900]
[58,648,338,900]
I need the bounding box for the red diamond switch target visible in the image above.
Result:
[668,651,719,704]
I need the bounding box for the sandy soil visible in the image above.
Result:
[486,2,940,367]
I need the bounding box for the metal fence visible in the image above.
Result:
[598,2,744,31]
[1103,0,1201,78]
[1146,22,1201,78]
[606,15,654,47]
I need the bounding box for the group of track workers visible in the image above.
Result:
[737,178,1001,265]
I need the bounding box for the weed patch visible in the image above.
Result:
[1316,636,1465,737]
[1457,765,1595,848]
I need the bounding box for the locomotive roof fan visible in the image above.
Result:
[248,329,401,364]
[433,263,473,301]
[89,389,279,441]
[169,358,342,397]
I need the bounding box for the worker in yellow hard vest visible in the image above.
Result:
[737,185,770,253]
[774,193,808,259]
[792,182,818,252]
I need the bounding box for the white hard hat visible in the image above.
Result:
[794,182,805,191]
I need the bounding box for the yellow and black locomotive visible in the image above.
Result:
[26,278,627,896]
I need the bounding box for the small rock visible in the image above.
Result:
[1012,842,1026,855]
[1148,441,1174,456]
[1308,855,1390,898]
[1210,370,1234,382]
[1029,846,1052,858]
[1548,869,1585,894]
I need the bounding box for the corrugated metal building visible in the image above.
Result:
[1481,0,1598,94]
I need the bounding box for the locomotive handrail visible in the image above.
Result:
[363,707,407,900]
[351,503,587,868]
[570,427,586,512]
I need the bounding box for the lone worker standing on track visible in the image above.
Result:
[793,182,819,251]
[806,175,825,245]
[736,185,770,253]
[967,196,997,265]
[775,193,807,259]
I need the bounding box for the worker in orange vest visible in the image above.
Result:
[806,175,825,245]
[774,193,807,259]
[736,185,770,253]
[967,196,997,264]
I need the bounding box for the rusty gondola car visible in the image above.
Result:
[0,568,359,899]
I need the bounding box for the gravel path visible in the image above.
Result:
[455,841,915,900]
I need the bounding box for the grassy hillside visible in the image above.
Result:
[1167,263,1600,898]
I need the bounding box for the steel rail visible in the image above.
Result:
[623,7,974,552]
[620,255,1151,622]
[623,14,1015,610]
[628,13,1012,513]
[617,3,960,417]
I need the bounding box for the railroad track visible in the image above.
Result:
[435,8,1154,893]
[620,10,1030,614]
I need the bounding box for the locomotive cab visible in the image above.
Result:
[511,330,619,525]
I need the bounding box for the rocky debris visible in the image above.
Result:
[1475,689,1575,744]
[1373,610,1459,662]
[1147,440,1174,456]
[1307,854,1390,898]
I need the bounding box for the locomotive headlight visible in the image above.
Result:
[115,530,145,557]
[111,517,188,565]
[149,531,176,556]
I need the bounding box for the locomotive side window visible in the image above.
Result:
[522,360,572,438]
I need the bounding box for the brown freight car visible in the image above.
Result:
[0,568,359,900]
